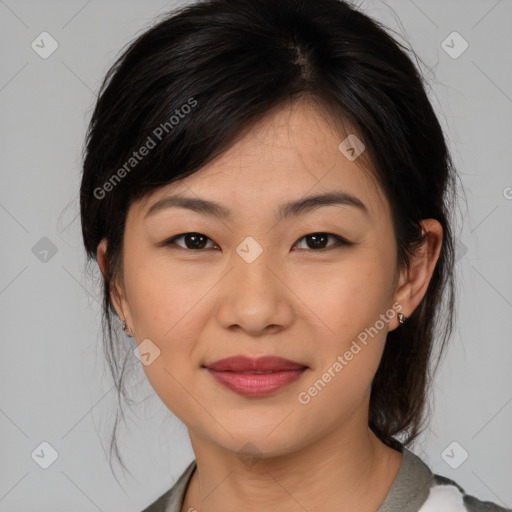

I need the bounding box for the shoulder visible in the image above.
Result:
[419,473,512,512]
[389,446,511,512]
[140,459,197,512]
[140,488,173,512]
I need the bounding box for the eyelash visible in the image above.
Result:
[162,232,352,252]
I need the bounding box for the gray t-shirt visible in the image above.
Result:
[141,445,511,512]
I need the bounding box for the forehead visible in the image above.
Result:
[135,99,390,223]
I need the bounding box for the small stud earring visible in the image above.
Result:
[122,319,134,337]
[397,312,407,325]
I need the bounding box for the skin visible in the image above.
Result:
[97,98,443,512]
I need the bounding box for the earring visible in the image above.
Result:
[398,312,407,325]
[122,319,134,337]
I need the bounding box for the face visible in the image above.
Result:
[102,99,422,458]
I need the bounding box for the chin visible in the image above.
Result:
[211,427,301,460]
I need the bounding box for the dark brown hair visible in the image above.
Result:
[79,0,460,475]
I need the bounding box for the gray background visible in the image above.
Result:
[1,0,511,510]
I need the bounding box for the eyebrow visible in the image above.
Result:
[144,191,369,222]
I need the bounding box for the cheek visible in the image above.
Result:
[125,258,207,418]
[124,250,205,336]
[123,253,217,396]
[292,250,395,411]
[293,251,394,341]
[296,265,393,417]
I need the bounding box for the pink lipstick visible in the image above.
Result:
[203,355,308,397]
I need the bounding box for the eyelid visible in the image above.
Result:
[293,233,351,251]
[164,232,219,250]
[163,232,352,251]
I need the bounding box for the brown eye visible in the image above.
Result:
[165,232,217,250]
[293,233,350,251]
[163,232,351,252]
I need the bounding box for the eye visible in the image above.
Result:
[164,232,218,250]
[163,232,351,251]
[293,233,351,251]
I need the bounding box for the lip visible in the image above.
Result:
[204,355,307,372]
[202,355,309,397]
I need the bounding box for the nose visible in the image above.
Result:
[214,249,294,336]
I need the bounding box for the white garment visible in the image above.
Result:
[419,484,468,512]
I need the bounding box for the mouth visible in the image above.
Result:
[202,355,309,397]
[203,354,308,372]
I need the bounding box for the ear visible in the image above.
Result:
[97,238,134,333]
[390,219,443,330]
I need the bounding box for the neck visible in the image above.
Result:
[182,418,403,512]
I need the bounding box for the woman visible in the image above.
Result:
[79,0,510,510]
